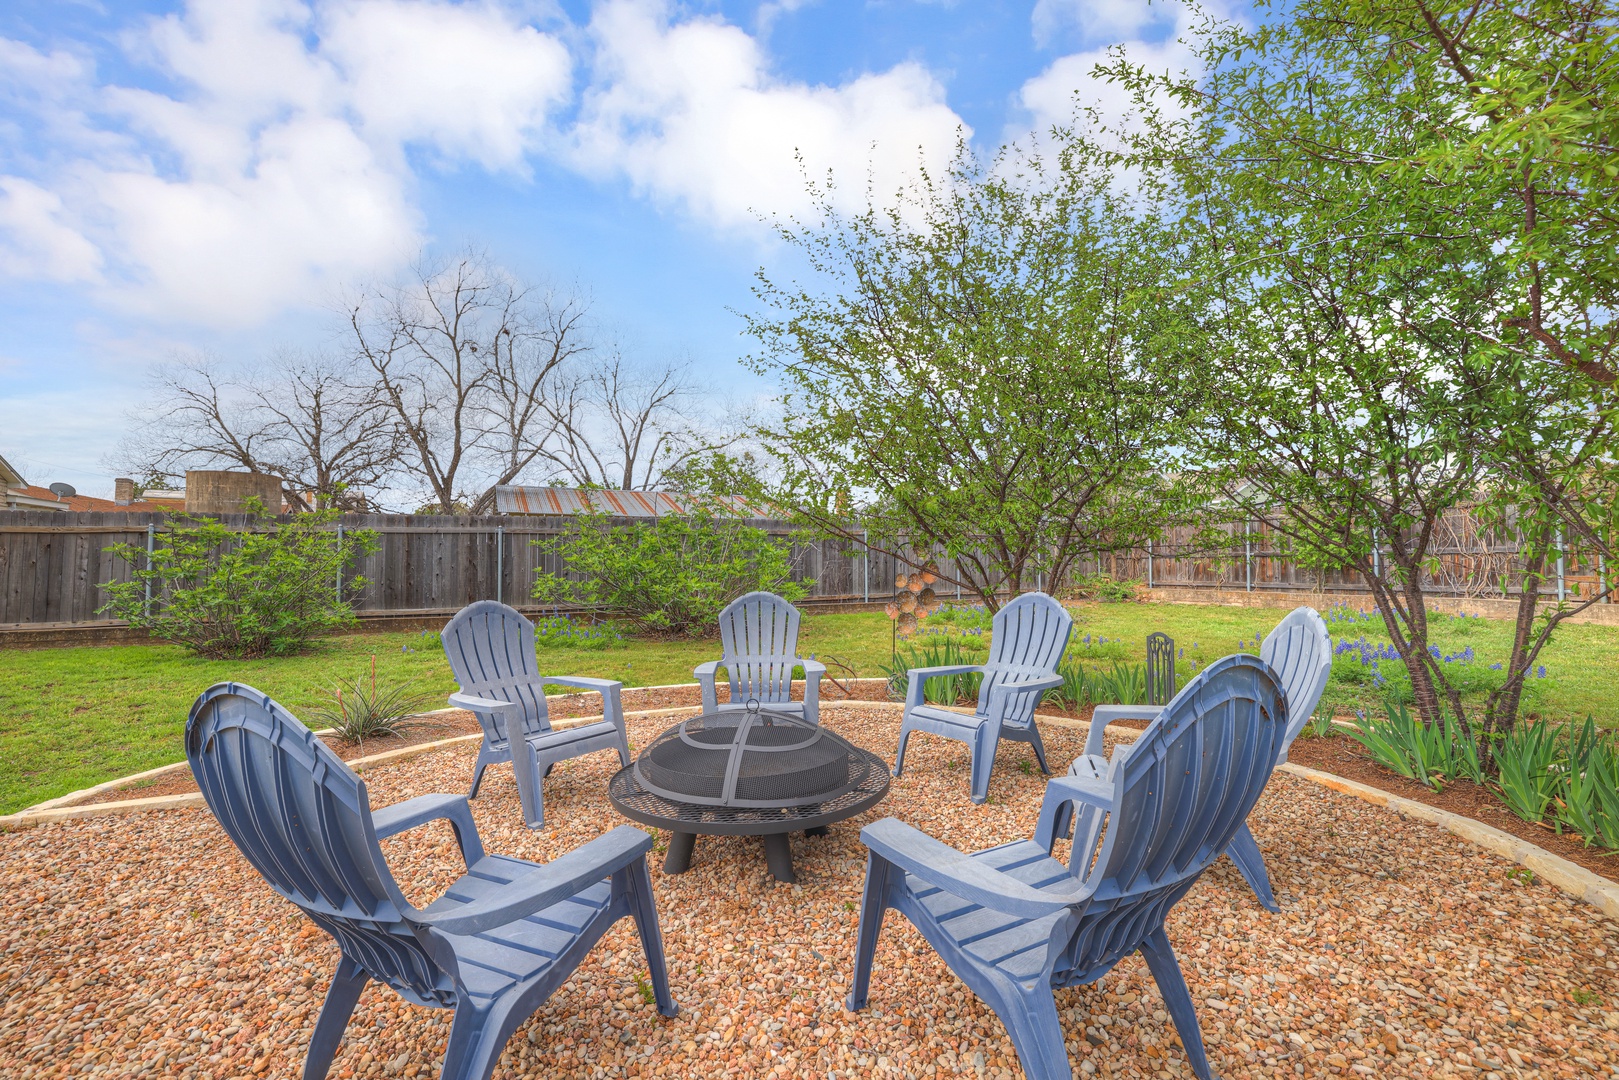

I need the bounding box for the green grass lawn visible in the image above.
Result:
[4,599,1617,814]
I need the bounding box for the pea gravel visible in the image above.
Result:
[3,705,1617,1079]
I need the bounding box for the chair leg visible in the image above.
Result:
[970,722,1000,804]
[467,747,494,800]
[1226,820,1280,912]
[985,975,1074,1080]
[511,744,545,830]
[618,860,678,1017]
[302,955,368,1080]
[845,852,893,1012]
[892,719,915,778]
[1024,718,1052,774]
[439,996,526,1080]
[1139,927,1213,1080]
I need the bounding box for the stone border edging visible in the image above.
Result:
[8,694,1615,922]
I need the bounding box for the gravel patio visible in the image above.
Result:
[3,705,1617,1079]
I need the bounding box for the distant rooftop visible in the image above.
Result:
[495,486,769,518]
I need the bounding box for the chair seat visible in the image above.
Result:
[527,718,621,753]
[904,840,1073,980]
[904,704,988,731]
[1067,754,1107,782]
[421,853,615,1003]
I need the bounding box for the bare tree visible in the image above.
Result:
[345,252,590,513]
[540,352,741,490]
[117,352,397,510]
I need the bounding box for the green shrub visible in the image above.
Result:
[98,502,376,659]
[531,505,808,636]
[1494,717,1563,822]
[1349,700,1482,791]
[1558,718,1619,849]
[1091,661,1149,705]
[1067,574,1141,603]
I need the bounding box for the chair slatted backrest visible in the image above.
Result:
[1062,656,1285,976]
[185,683,454,1007]
[442,601,553,743]
[717,592,803,704]
[1258,607,1333,755]
[977,592,1073,725]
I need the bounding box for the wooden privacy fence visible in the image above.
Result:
[0,511,984,629]
[0,505,1605,629]
[1073,510,1608,603]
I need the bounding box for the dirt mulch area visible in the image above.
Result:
[74,681,896,807]
[5,705,1618,1080]
[1283,732,1619,884]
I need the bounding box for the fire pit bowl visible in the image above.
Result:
[607,704,890,882]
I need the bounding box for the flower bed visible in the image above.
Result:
[4,706,1616,1079]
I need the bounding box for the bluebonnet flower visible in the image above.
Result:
[1490,663,1503,670]
[1537,665,1547,679]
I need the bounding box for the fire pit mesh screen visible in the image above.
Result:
[632,705,861,808]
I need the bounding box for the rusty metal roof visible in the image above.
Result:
[495,486,770,518]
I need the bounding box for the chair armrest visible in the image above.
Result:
[372,793,486,867]
[987,673,1063,717]
[693,660,721,678]
[904,665,986,710]
[1033,775,1118,850]
[798,658,826,677]
[860,818,1087,919]
[543,675,622,694]
[448,691,516,715]
[1083,704,1161,757]
[413,825,655,936]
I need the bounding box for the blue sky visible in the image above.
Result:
[0,0,1203,496]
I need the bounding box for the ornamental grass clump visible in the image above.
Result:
[881,634,987,704]
[1349,700,1482,791]
[307,655,431,746]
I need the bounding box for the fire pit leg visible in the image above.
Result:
[763,833,796,883]
[664,831,696,874]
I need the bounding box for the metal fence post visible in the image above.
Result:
[1372,526,1380,580]
[1601,553,1609,603]
[1244,522,1252,592]
[1147,539,1154,589]
[496,525,504,604]
[335,523,344,602]
[1557,530,1566,602]
[143,523,155,617]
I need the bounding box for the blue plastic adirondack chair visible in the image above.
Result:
[849,655,1286,1080]
[892,592,1073,803]
[443,601,632,829]
[694,591,826,724]
[185,683,676,1080]
[1068,606,1331,911]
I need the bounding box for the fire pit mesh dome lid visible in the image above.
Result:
[632,701,860,808]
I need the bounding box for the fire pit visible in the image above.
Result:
[607,703,890,882]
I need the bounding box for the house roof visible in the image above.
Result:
[3,484,177,513]
[0,453,25,488]
[495,485,770,518]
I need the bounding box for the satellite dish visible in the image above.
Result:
[48,483,76,499]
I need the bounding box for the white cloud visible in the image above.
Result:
[322,0,572,170]
[0,0,574,326]
[1031,0,1177,46]
[571,0,968,229]
[0,177,103,282]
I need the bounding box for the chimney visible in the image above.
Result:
[114,477,135,506]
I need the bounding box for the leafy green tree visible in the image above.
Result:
[1098,0,1617,743]
[744,141,1189,610]
[99,502,377,658]
[532,505,807,636]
